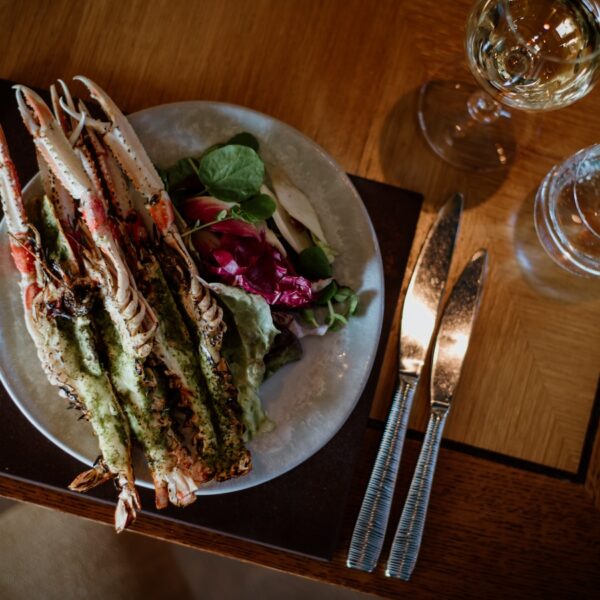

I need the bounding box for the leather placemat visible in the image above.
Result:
[0,79,423,560]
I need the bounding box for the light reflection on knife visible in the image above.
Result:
[346,193,463,572]
[386,249,489,580]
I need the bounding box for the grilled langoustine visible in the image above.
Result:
[61,77,252,480]
[0,124,140,532]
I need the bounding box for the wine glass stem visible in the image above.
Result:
[451,90,506,140]
[467,90,504,124]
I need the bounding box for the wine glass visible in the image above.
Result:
[535,143,600,276]
[419,0,600,171]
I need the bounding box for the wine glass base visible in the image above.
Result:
[418,80,516,171]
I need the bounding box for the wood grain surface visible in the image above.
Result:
[0,0,599,594]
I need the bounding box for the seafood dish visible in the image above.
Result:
[0,78,360,532]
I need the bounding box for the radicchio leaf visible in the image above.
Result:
[195,232,313,308]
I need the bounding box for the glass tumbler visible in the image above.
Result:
[534,144,600,277]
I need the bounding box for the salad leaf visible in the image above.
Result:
[299,308,319,328]
[269,165,334,261]
[297,283,360,333]
[182,196,234,221]
[315,280,338,306]
[311,232,337,263]
[158,157,199,191]
[326,299,348,330]
[267,183,313,255]
[235,193,276,223]
[182,196,261,238]
[227,132,260,152]
[333,285,359,313]
[297,245,333,280]
[210,283,278,439]
[264,327,303,379]
[198,145,264,202]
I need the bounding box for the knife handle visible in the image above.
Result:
[346,374,417,572]
[385,410,448,580]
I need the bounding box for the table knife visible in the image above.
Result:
[385,249,488,580]
[346,193,463,572]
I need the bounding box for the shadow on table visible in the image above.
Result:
[512,188,600,303]
[378,85,510,211]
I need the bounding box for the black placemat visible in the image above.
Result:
[0,80,423,560]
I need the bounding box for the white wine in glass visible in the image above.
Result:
[419,0,600,170]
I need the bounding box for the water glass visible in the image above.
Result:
[534,144,600,277]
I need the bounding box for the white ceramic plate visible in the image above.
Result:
[0,101,384,494]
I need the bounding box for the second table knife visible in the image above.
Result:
[386,249,488,580]
[347,193,463,572]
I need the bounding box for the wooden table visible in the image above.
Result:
[1,1,599,598]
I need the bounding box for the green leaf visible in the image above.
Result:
[239,193,276,223]
[333,286,353,303]
[198,145,265,202]
[297,246,333,280]
[299,308,319,328]
[326,299,348,330]
[226,132,260,152]
[158,157,199,191]
[212,283,278,439]
[328,320,345,332]
[348,293,359,315]
[216,209,228,221]
[316,280,338,306]
[310,231,337,262]
[264,328,303,379]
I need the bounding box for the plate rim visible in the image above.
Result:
[0,99,385,495]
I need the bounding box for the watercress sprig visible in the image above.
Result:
[301,282,359,332]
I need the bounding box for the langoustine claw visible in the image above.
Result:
[65,77,225,342]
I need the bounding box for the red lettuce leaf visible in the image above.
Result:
[196,233,312,307]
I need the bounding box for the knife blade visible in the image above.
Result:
[385,249,488,580]
[346,193,463,572]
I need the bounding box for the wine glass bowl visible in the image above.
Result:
[467,0,600,111]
